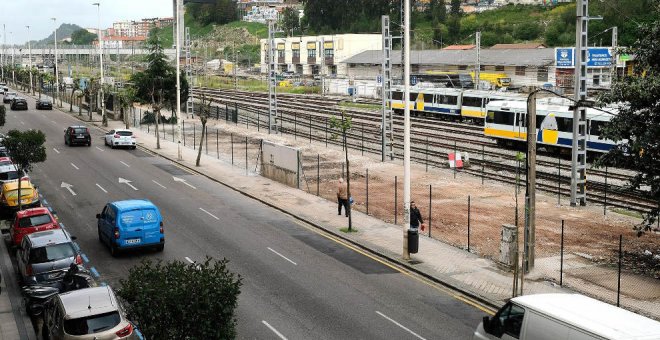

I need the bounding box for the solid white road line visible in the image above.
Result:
[120,161,130,167]
[53,148,60,154]
[267,247,297,266]
[152,180,167,189]
[95,184,108,193]
[376,311,426,340]
[70,163,79,170]
[199,208,219,220]
[95,146,104,152]
[262,321,288,340]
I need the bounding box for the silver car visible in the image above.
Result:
[42,286,138,339]
[17,229,82,284]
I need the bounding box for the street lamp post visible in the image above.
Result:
[26,26,33,94]
[175,0,183,160]
[93,3,106,126]
[51,18,60,107]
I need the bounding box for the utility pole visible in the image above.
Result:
[93,3,105,124]
[1,24,5,81]
[402,0,411,261]
[571,0,600,206]
[475,31,481,89]
[320,37,325,97]
[51,18,60,107]
[185,27,193,119]
[381,15,394,162]
[26,26,33,94]
[525,90,537,271]
[175,0,183,160]
[267,20,279,134]
[10,31,15,85]
[610,26,617,83]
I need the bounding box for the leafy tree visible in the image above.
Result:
[429,0,446,23]
[330,111,353,231]
[281,7,300,36]
[447,0,461,43]
[597,5,660,233]
[118,258,242,339]
[513,21,541,41]
[2,129,47,210]
[70,29,97,45]
[186,0,238,26]
[116,87,137,129]
[131,28,189,149]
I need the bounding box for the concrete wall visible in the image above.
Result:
[261,141,301,189]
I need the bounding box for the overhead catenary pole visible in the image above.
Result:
[610,26,618,83]
[26,26,33,94]
[475,31,480,89]
[525,90,537,271]
[2,24,5,81]
[267,20,279,134]
[10,31,15,85]
[51,18,60,107]
[176,0,183,160]
[381,15,394,162]
[402,0,411,261]
[93,3,105,125]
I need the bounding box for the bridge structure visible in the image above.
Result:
[0,46,176,66]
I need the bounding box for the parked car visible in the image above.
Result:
[3,91,17,103]
[0,179,40,211]
[42,286,137,340]
[96,199,164,256]
[10,207,60,247]
[36,98,53,110]
[0,164,29,183]
[0,157,13,166]
[0,146,10,158]
[104,129,136,149]
[17,229,81,284]
[10,97,28,110]
[64,126,91,147]
[1,85,8,94]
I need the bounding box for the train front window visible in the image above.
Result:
[487,110,515,125]
[392,91,403,101]
[462,96,482,107]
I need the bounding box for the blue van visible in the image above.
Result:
[96,199,164,256]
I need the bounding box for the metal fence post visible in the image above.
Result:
[428,184,432,237]
[604,166,608,215]
[558,154,561,205]
[216,129,219,159]
[560,219,564,286]
[317,154,320,196]
[309,115,312,144]
[481,145,485,185]
[258,110,260,132]
[395,176,398,225]
[294,112,297,140]
[467,195,471,252]
[366,168,369,215]
[617,234,622,307]
[245,137,248,175]
[231,133,234,165]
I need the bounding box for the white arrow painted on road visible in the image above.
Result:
[60,182,77,196]
[173,176,196,189]
[118,177,139,191]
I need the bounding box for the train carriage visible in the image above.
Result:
[391,86,462,118]
[460,90,525,122]
[484,100,617,153]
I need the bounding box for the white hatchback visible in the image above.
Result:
[105,129,136,149]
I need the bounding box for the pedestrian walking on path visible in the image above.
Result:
[337,178,349,217]
[410,201,425,230]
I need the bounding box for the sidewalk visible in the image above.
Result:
[18,89,660,322]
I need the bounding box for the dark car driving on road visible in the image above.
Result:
[64,126,92,147]
[10,97,28,110]
[36,98,53,110]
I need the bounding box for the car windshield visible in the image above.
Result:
[117,131,132,136]
[64,311,121,335]
[19,214,52,228]
[29,243,75,264]
[0,161,12,166]
[73,128,87,134]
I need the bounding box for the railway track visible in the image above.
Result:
[191,87,656,214]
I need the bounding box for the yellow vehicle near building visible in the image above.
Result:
[1,180,41,211]
[470,72,511,89]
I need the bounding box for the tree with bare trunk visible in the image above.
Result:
[196,94,213,167]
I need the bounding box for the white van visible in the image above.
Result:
[474,294,660,340]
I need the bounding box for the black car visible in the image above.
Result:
[64,126,92,146]
[10,98,28,110]
[35,99,53,110]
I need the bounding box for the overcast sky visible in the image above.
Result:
[0,0,175,45]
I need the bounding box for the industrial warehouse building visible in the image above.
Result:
[259,34,382,76]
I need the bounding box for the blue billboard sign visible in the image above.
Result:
[555,47,612,68]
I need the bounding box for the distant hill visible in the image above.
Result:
[32,23,85,47]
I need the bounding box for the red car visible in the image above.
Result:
[10,207,60,247]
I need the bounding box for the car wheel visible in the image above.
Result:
[64,137,68,145]
[87,141,91,147]
[156,244,164,252]
[132,146,136,150]
[98,227,103,243]
[110,143,115,149]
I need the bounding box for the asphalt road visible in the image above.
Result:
[4,93,485,339]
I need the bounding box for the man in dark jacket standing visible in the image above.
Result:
[410,200,424,230]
